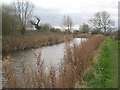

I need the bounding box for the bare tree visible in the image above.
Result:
[89,11,114,33]
[13,0,34,34]
[61,15,73,31]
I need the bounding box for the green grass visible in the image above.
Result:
[82,37,118,88]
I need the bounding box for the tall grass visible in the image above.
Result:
[3,31,73,52]
[74,33,92,38]
[3,34,105,88]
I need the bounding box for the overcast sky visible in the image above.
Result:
[2,0,119,29]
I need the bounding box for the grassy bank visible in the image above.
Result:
[3,31,73,52]
[80,37,118,88]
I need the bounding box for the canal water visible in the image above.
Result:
[3,38,86,69]
[2,38,86,87]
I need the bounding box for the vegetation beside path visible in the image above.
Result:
[78,37,118,88]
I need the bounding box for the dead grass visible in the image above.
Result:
[74,33,92,38]
[3,31,73,52]
[2,34,105,88]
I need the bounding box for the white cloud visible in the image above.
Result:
[32,0,118,27]
[2,0,119,28]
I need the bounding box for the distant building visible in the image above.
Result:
[26,27,36,31]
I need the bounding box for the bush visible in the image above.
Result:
[110,30,120,40]
[115,30,120,40]
[64,30,72,34]
[2,5,21,35]
[79,23,90,33]
[91,28,102,35]
[73,30,80,34]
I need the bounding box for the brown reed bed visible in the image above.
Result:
[2,34,105,88]
[74,33,92,38]
[2,31,73,52]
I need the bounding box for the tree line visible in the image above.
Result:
[72,11,114,35]
[2,1,114,35]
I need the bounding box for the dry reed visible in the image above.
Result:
[3,31,73,52]
[2,34,105,88]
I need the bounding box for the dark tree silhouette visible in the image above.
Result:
[89,11,114,34]
[31,17,41,30]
